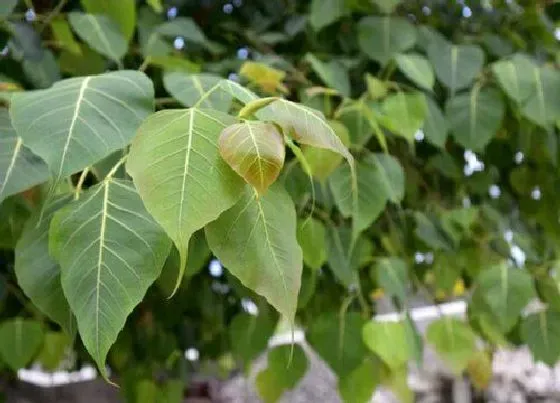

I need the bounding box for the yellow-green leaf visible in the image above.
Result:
[219,121,285,195]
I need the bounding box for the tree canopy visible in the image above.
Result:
[1,0,560,402]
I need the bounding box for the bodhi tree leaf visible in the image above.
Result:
[371,153,405,203]
[363,321,411,369]
[156,17,206,45]
[81,0,136,41]
[304,53,350,97]
[68,13,128,63]
[219,121,285,195]
[375,258,408,304]
[0,318,44,371]
[521,310,560,366]
[325,225,373,288]
[395,53,435,90]
[297,218,327,270]
[423,96,448,148]
[446,86,505,151]
[309,0,348,31]
[307,312,368,378]
[427,41,484,94]
[426,318,476,374]
[378,91,427,142]
[302,120,350,182]
[329,159,387,236]
[127,108,245,293]
[491,53,536,104]
[256,345,308,403]
[476,264,536,333]
[10,70,154,184]
[0,109,49,203]
[229,312,277,364]
[49,179,171,379]
[338,358,381,403]
[358,16,416,66]
[163,72,232,111]
[205,183,302,323]
[15,196,75,336]
[38,331,70,371]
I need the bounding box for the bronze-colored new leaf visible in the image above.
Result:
[219,121,285,195]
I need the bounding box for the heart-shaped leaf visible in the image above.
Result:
[522,310,560,366]
[127,108,245,293]
[521,66,560,127]
[426,318,476,374]
[423,96,448,148]
[491,53,536,104]
[446,86,505,151]
[358,16,416,66]
[428,41,484,94]
[0,318,44,371]
[378,91,427,142]
[205,183,302,323]
[304,53,350,96]
[395,53,435,90]
[10,71,154,184]
[68,13,127,63]
[49,179,171,379]
[219,121,285,195]
[362,321,411,369]
[81,0,136,41]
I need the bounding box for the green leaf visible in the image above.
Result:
[297,218,327,270]
[0,318,44,371]
[302,120,350,182]
[68,13,128,63]
[370,153,405,203]
[307,312,368,378]
[219,121,285,195]
[491,53,536,104]
[358,16,416,66]
[329,154,394,234]
[163,72,231,111]
[365,75,389,100]
[336,99,374,146]
[0,109,49,203]
[256,345,308,403]
[51,17,82,55]
[375,258,408,304]
[309,0,347,31]
[426,318,476,374]
[59,44,106,76]
[127,108,245,293]
[304,53,350,97]
[521,310,560,366]
[423,96,448,148]
[338,358,381,403]
[49,179,171,379]
[363,321,411,369]
[22,49,61,90]
[205,183,302,323]
[446,86,505,151]
[156,17,206,45]
[414,212,454,251]
[229,312,277,364]
[81,0,136,41]
[15,196,75,335]
[378,91,427,142]
[476,264,536,333]
[427,41,485,94]
[325,225,373,288]
[395,53,435,90]
[38,331,70,371]
[522,66,560,127]
[10,71,154,184]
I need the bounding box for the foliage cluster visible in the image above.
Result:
[0,0,560,402]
